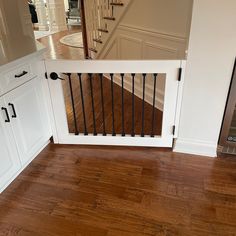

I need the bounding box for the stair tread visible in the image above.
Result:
[89,48,98,53]
[93,38,103,44]
[104,16,116,21]
[110,2,124,6]
[98,28,109,33]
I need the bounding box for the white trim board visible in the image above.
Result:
[174,138,217,157]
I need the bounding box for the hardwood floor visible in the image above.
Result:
[0,144,236,235]
[38,28,163,136]
[37,26,85,60]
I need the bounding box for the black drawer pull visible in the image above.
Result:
[15,71,28,78]
[8,103,17,118]
[1,107,10,123]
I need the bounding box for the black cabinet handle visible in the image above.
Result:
[1,107,10,123]
[8,103,17,118]
[15,71,28,78]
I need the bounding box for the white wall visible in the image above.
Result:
[121,0,193,39]
[0,0,36,65]
[174,0,236,157]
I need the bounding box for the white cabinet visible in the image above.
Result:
[0,97,21,193]
[4,78,51,166]
[0,59,52,193]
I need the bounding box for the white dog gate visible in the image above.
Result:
[45,60,184,147]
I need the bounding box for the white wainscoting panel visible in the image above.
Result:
[99,24,186,112]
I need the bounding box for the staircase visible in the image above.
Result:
[84,0,132,59]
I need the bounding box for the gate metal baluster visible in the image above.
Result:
[151,73,158,137]
[110,73,116,136]
[67,73,79,135]
[141,73,146,137]
[78,73,88,135]
[131,73,135,137]
[99,73,106,136]
[89,73,97,136]
[121,73,125,136]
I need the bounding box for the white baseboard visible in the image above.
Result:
[173,138,217,157]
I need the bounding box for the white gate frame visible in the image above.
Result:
[45,60,185,148]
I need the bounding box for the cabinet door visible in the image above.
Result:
[0,98,21,193]
[4,78,51,166]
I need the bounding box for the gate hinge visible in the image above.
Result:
[172,125,176,135]
[178,68,182,81]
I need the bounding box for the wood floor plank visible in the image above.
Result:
[1,144,236,235]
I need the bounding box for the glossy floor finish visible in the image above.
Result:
[0,144,236,235]
[37,26,85,60]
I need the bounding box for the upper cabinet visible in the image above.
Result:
[0,0,37,66]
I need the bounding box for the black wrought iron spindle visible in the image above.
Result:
[78,73,88,135]
[121,73,125,136]
[110,73,116,136]
[151,73,158,137]
[131,73,135,137]
[67,73,79,135]
[88,73,97,135]
[111,1,114,16]
[99,73,106,136]
[141,73,146,137]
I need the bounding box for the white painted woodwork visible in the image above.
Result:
[0,98,21,193]
[4,78,50,166]
[46,60,182,147]
[0,61,37,96]
[35,0,49,31]
[47,0,67,32]
[99,25,187,60]
[0,48,52,192]
[174,0,236,157]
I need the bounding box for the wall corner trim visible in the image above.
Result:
[173,138,217,157]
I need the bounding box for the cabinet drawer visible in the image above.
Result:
[0,62,37,95]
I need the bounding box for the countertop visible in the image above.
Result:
[0,41,46,72]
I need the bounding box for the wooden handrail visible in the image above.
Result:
[79,0,89,59]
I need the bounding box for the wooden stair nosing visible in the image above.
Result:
[103,16,116,21]
[93,38,103,44]
[98,28,109,33]
[110,2,124,6]
[89,48,98,53]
